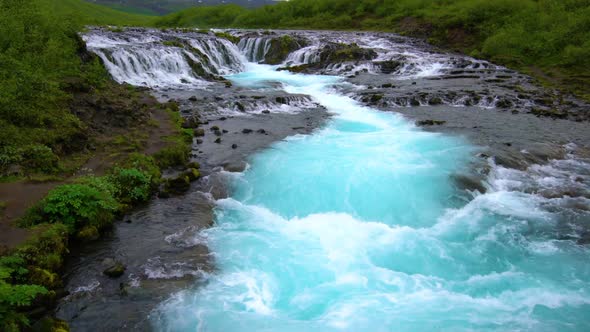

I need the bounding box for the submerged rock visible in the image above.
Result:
[103,263,126,278]
[416,120,446,126]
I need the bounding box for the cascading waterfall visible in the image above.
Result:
[285,46,322,66]
[238,37,272,63]
[84,30,247,87]
[188,38,245,75]
[151,62,590,331]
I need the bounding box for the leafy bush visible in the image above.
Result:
[0,256,48,331]
[23,184,119,233]
[20,145,60,173]
[153,143,190,169]
[110,167,152,204]
[0,224,68,331]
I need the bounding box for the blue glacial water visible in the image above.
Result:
[153,64,590,331]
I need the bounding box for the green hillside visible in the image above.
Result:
[43,0,155,25]
[0,0,154,179]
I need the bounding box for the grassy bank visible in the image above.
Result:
[0,0,155,180]
[0,1,198,330]
[155,0,590,100]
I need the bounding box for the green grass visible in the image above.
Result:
[0,0,155,180]
[104,3,161,16]
[43,0,155,26]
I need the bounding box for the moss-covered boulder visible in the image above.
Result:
[185,168,201,182]
[103,262,126,278]
[264,35,308,65]
[319,43,378,64]
[165,174,191,194]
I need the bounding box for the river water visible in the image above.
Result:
[66,28,590,331]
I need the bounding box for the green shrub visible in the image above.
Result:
[0,256,48,331]
[110,167,152,204]
[118,153,161,185]
[153,144,190,169]
[22,184,119,233]
[20,145,60,174]
[0,224,67,331]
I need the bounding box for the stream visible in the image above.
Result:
[57,28,590,331]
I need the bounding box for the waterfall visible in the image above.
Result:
[93,46,205,88]
[188,38,246,75]
[285,46,322,65]
[237,37,272,63]
[84,29,247,88]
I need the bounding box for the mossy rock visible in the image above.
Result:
[370,94,383,103]
[214,32,240,44]
[277,64,311,73]
[319,43,378,64]
[194,128,205,137]
[31,316,70,332]
[264,35,308,65]
[495,98,513,108]
[185,168,201,182]
[162,39,185,48]
[103,262,126,278]
[76,226,100,242]
[165,175,191,194]
[29,267,61,289]
[187,162,200,169]
[428,97,443,105]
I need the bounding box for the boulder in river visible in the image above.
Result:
[103,263,126,278]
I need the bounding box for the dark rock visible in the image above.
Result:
[214,138,222,143]
[495,99,513,108]
[318,42,378,64]
[242,128,253,134]
[410,98,420,106]
[210,125,220,131]
[235,102,245,112]
[231,144,238,149]
[375,60,403,74]
[257,129,267,134]
[416,119,446,126]
[166,175,191,194]
[181,117,199,129]
[262,110,271,114]
[196,138,203,144]
[194,128,205,137]
[428,97,443,105]
[276,96,288,104]
[264,35,308,65]
[188,96,198,101]
[214,130,222,136]
[222,129,228,133]
[452,174,487,193]
[103,263,126,278]
[370,94,383,104]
